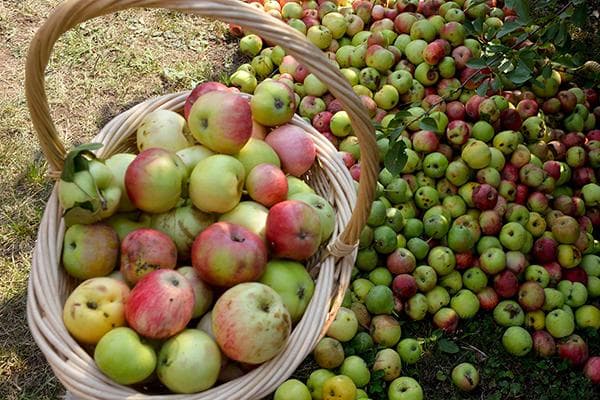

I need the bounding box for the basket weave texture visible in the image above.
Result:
[25,1,379,399]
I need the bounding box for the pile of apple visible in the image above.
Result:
[57,77,341,393]
[220,0,600,398]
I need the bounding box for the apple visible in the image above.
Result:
[125,148,187,213]
[266,200,322,261]
[532,330,556,357]
[183,81,228,120]
[259,259,315,323]
[339,355,370,388]
[477,287,500,311]
[94,327,156,385]
[322,375,357,400]
[452,362,479,392]
[120,228,177,285]
[313,337,345,369]
[575,305,600,329]
[156,329,221,393]
[219,201,269,241]
[265,124,317,177]
[105,153,137,211]
[213,282,291,364]
[125,270,192,336]
[551,215,580,244]
[518,281,546,312]
[189,154,245,213]
[177,267,213,318]
[274,379,312,400]
[494,270,519,299]
[373,349,402,382]
[557,280,588,307]
[63,277,130,344]
[234,138,280,178]
[245,164,288,207]
[62,223,118,280]
[307,369,336,400]
[584,357,600,384]
[192,222,267,287]
[545,308,575,338]
[502,326,532,356]
[136,109,190,153]
[388,377,423,400]
[433,307,459,333]
[392,274,418,299]
[289,192,335,243]
[557,334,589,366]
[251,80,297,126]
[450,289,480,319]
[493,300,525,327]
[327,307,359,342]
[188,91,252,154]
[463,267,488,293]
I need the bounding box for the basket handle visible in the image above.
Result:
[25,0,379,250]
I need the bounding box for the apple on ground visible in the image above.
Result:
[452,362,480,392]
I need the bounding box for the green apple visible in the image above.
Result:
[493,300,525,327]
[373,349,402,382]
[274,379,311,400]
[452,362,480,392]
[94,327,156,385]
[290,192,335,243]
[502,326,532,356]
[62,223,119,280]
[259,260,315,323]
[499,222,527,251]
[307,369,336,400]
[105,153,137,211]
[397,338,423,365]
[575,305,600,329]
[388,377,423,400]
[313,337,345,369]
[251,80,296,127]
[327,307,358,342]
[545,308,575,338]
[219,201,269,241]
[557,280,588,307]
[450,289,480,319]
[234,138,280,178]
[340,356,371,388]
[426,286,451,314]
[462,267,488,293]
[189,155,245,213]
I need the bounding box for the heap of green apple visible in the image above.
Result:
[57,78,341,393]
[225,0,600,398]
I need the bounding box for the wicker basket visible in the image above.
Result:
[25,1,379,399]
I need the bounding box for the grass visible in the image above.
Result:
[0,1,238,398]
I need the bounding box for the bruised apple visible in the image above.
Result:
[120,228,177,285]
[63,277,130,344]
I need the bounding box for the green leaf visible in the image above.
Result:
[419,117,439,133]
[555,22,568,47]
[438,338,459,354]
[476,81,489,96]
[496,20,524,38]
[61,143,103,182]
[472,17,484,34]
[541,64,553,79]
[541,23,559,42]
[507,61,532,85]
[571,2,588,28]
[466,58,488,69]
[506,0,531,23]
[384,140,407,177]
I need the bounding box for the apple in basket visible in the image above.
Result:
[266,200,322,261]
[212,282,292,364]
[62,277,130,345]
[125,269,194,340]
[191,221,268,287]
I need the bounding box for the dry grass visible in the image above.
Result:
[0,1,239,398]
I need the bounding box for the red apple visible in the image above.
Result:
[184,81,228,120]
[265,124,317,177]
[557,334,589,366]
[120,228,177,285]
[246,164,288,207]
[392,274,418,300]
[192,222,267,287]
[584,357,600,384]
[266,200,322,261]
[532,331,556,357]
[477,287,500,311]
[125,269,194,339]
[472,184,498,210]
[533,237,558,264]
[562,267,588,285]
[494,270,519,298]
